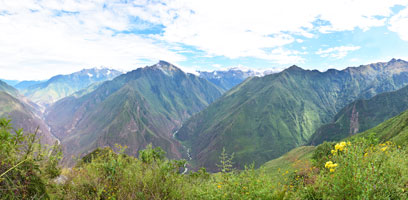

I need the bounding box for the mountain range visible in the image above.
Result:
[198,67,275,90]
[176,58,408,171]
[309,84,408,145]
[18,68,122,108]
[44,61,224,164]
[2,59,408,172]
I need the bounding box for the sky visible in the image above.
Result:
[1,0,408,80]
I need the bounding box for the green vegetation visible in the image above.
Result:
[45,61,224,165]
[177,59,408,171]
[2,115,408,199]
[356,108,408,145]
[0,118,61,199]
[310,85,408,145]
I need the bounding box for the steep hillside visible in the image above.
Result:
[176,59,408,171]
[309,85,408,145]
[20,68,122,107]
[45,61,224,164]
[0,81,55,145]
[356,108,408,145]
[0,80,19,97]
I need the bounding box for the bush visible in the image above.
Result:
[0,118,62,199]
[294,138,408,199]
[60,144,187,199]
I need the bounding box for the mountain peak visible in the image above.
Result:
[285,65,303,72]
[388,58,407,64]
[150,61,182,75]
[158,60,172,66]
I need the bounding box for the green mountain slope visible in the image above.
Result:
[0,81,55,145]
[176,59,408,171]
[45,61,224,164]
[357,108,408,145]
[20,68,121,107]
[261,146,315,177]
[309,85,408,145]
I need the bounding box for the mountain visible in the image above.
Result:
[0,79,20,86]
[356,108,408,145]
[198,67,275,90]
[0,80,19,97]
[20,68,122,107]
[15,80,45,90]
[309,85,408,145]
[0,81,55,145]
[176,59,408,171]
[45,61,224,164]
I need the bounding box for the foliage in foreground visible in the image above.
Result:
[0,118,61,199]
[294,138,408,199]
[1,115,408,199]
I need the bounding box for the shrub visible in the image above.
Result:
[294,138,408,199]
[0,118,62,199]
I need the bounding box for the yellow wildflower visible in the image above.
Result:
[325,161,333,168]
[330,168,335,172]
[381,147,388,152]
[217,185,221,189]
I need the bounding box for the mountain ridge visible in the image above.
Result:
[45,61,224,165]
[176,58,408,171]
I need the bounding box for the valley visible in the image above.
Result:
[2,59,408,199]
[2,59,408,172]
[2,1,408,198]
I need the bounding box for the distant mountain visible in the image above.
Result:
[198,67,275,90]
[20,68,122,107]
[15,80,45,90]
[0,80,19,97]
[309,85,408,145]
[45,61,224,165]
[0,81,55,145]
[0,79,20,86]
[176,59,408,171]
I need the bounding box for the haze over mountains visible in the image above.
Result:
[197,67,275,90]
[18,68,122,108]
[2,59,408,172]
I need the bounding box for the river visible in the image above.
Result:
[173,130,192,174]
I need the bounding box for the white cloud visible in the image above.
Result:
[389,6,408,41]
[127,0,407,62]
[316,46,361,59]
[0,0,407,80]
[0,0,185,80]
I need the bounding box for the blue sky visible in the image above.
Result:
[0,0,408,80]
